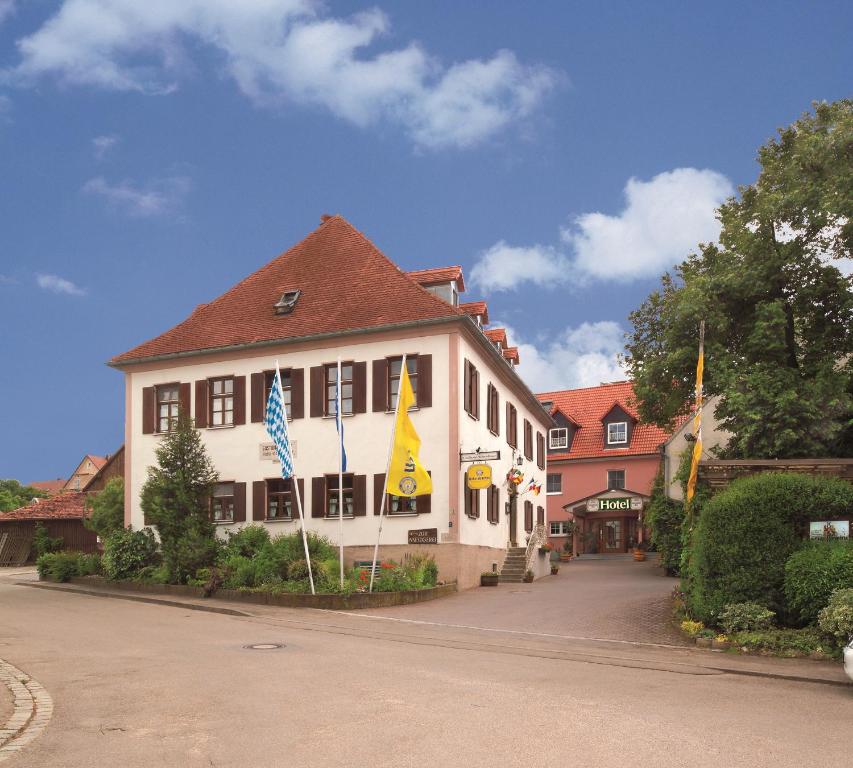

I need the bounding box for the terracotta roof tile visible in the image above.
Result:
[2,492,87,521]
[503,346,519,363]
[86,455,108,470]
[28,479,66,494]
[406,266,466,292]
[537,381,672,460]
[112,216,463,364]
[459,301,489,325]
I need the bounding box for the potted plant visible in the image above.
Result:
[550,564,559,575]
[523,569,534,583]
[481,571,499,587]
[559,540,573,562]
[633,541,647,562]
[539,543,552,556]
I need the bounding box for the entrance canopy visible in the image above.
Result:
[562,488,650,556]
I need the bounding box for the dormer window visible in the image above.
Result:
[274,289,301,315]
[549,428,568,449]
[607,422,628,445]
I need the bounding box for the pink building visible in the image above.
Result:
[537,382,671,556]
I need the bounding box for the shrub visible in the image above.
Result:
[223,525,270,559]
[646,470,685,575]
[687,473,853,623]
[36,552,99,582]
[729,627,833,658]
[287,558,311,581]
[784,540,853,625]
[817,588,853,646]
[136,564,170,584]
[32,523,63,557]
[84,477,125,540]
[680,619,704,637]
[718,602,775,633]
[222,555,258,589]
[102,528,160,581]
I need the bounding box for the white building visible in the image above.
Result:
[111,215,552,588]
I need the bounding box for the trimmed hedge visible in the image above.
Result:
[784,540,853,625]
[687,473,853,624]
[37,552,102,582]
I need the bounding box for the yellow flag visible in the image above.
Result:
[686,322,704,502]
[386,363,432,497]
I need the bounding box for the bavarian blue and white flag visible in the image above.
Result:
[335,366,348,472]
[265,367,294,479]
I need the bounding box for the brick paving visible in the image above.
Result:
[361,556,690,646]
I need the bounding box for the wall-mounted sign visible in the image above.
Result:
[260,442,297,461]
[408,528,438,545]
[586,497,643,512]
[809,520,850,539]
[460,450,501,464]
[467,464,492,490]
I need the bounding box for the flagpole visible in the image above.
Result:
[276,360,315,595]
[369,354,406,592]
[337,357,345,589]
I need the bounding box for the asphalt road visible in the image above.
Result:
[1,572,851,768]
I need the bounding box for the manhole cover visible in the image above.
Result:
[244,643,285,650]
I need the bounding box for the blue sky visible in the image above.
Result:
[0,0,850,483]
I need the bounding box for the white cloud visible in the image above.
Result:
[36,273,86,296]
[471,168,733,292]
[4,0,559,149]
[0,1,15,26]
[82,174,190,217]
[502,321,627,392]
[92,133,119,159]
[469,241,571,292]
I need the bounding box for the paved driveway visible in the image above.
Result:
[361,556,687,646]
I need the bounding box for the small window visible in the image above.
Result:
[264,370,292,417]
[388,494,418,515]
[550,521,570,536]
[274,289,301,315]
[267,479,294,520]
[607,421,628,445]
[209,377,234,426]
[211,482,235,523]
[388,356,418,410]
[326,474,354,518]
[607,470,626,490]
[546,473,562,494]
[549,428,568,449]
[325,363,353,416]
[156,384,180,433]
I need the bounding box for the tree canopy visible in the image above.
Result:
[0,479,48,512]
[626,100,853,458]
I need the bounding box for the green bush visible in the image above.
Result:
[646,471,685,575]
[287,558,311,581]
[84,477,125,540]
[102,528,160,581]
[784,540,853,625]
[718,602,775,633]
[136,564,170,584]
[223,525,271,559]
[729,627,834,658]
[32,523,63,557]
[221,555,258,589]
[36,552,100,582]
[817,588,853,645]
[687,473,853,623]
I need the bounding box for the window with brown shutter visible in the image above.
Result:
[324,362,353,416]
[416,354,432,408]
[233,482,246,522]
[524,500,533,533]
[486,383,500,435]
[536,432,545,469]
[156,383,181,433]
[352,362,367,414]
[464,360,479,419]
[487,484,500,524]
[142,387,156,434]
[325,473,354,517]
[372,359,389,412]
[209,377,235,426]
[311,476,326,517]
[251,373,264,423]
[506,403,518,448]
[465,486,480,518]
[211,482,235,523]
[194,380,209,427]
[524,419,533,460]
[374,472,431,514]
[536,505,544,526]
[387,355,418,410]
[309,366,324,418]
[264,478,304,520]
[252,480,266,521]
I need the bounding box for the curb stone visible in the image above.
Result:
[0,659,53,763]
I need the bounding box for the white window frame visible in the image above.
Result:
[546,473,562,495]
[607,421,628,445]
[549,428,568,449]
[550,521,570,536]
[607,469,626,490]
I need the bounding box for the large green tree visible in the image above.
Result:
[626,100,853,458]
[0,479,48,512]
[140,414,219,583]
[84,477,125,540]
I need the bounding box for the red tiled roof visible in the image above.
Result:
[503,346,519,363]
[537,381,672,460]
[1,492,87,521]
[86,455,108,470]
[28,479,65,494]
[484,328,507,347]
[112,216,464,364]
[406,266,466,292]
[459,301,489,325]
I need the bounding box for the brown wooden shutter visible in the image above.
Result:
[194,380,209,428]
[233,376,246,425]
[537,432,545,469]
[464,487,471,518]
[418,470,432,515]
[352,362,367,414]
[416,354,432,408]
[474,488,480,518]
[290,368,305,419]
[252,481,266,521]
[292,478,305,518]
[374,473,385,515]
[537,505,544,525]
[463,360,471,414]
[473,369,480,419]
[372,359,388,412]
[310,366,324,417]
[233,482,246,522]
[525,501,533,532]
[353,474,367,516]
[251,373,265,423]
[179,382,191,418]
[486,485,493,523]
[505,402,511,446]
[312,477,326,517]
[142,387,156,434]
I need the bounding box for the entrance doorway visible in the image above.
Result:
[600,519,623,553]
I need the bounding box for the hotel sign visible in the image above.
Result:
[408,528,438,545]
[587,497,643,512]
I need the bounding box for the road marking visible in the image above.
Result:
[0,658,53,763]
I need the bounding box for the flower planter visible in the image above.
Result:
[550,565,559,575]
[480,574,499,587]
[711,639,731,651]
[559,553,572,562]
[633,549,646,562]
